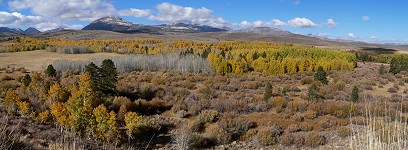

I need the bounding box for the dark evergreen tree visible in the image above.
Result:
[45,64,57,77]
[263,82,273,101]
[389,57,399,74]
[85,62,100,91]
[314,66,328,84]
[21,74,31,86]
[351,85,359,102]
[99,59,118,96]
[308,84,320,102]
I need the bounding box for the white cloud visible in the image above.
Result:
[118,9,152,18]
[273,19,287,26]
[8,0,116,21]
[288,17,317,28]
[327,18,337,28]
[148,2,227,27]
[371,36,376,39]
[0,11,43,27]
[348,33,356,39]
[362,16,370,21]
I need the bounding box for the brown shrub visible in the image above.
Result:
[304,132,327,147]
[286,124,301,133]
[279,134,294,146]
[257,125,283,146]
[291,113,304,122]
[300,76,314,85]
[303,110,317,119]
[287,99,307,112]
[204,125,231,144]
[217,114,256,140]
[337,126,352,138]
[187,119,205,133]
[388,87,397,93]
[271,96,287,109]
[299,122,313,131]
[198,109,219,123]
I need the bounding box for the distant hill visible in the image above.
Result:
[0,27,23,34]
[230,27,292,36]
[82,16,228,34]
[0,27,41,35]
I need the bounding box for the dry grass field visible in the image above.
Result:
[0,50,123,71]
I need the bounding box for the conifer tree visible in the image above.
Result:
[21,74,31,86]
[263,83,273,101]
[314,66,328,84]
[351,85,359,102]
[99,59,118,96]
[308,84,320,102]
[45,64,57,77]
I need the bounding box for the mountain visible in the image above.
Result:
[45,27,69,33]
[231,27,292,36]
[82,16,228,34]
[82,16,149,33]
[0,27,24,34]
[157,23,228,33]
[24,27,41,35]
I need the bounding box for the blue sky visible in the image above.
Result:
[0,0,407,44]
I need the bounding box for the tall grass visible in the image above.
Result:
[350,94,408,150]
[52,53,211,74]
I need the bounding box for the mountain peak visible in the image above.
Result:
[24,27,41,35]
[92,16,133,26]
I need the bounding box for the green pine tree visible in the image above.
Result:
[308,84,320,102]
[378,64,387,75]
[45,64,57,77]
[99,59,118,96]
[21,74,31,86]
[85,62,100,91]
[314,66,328,84]
[351,85,359,102]
[263,82,273,101]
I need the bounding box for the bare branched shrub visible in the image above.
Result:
[53,54,210,74]
[60,46,93,54]
[0,117,26,150]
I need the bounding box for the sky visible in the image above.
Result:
[0,0,407,44]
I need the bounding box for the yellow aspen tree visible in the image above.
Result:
[124,112,140,140]
[92,104,109,141]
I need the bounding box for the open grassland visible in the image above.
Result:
[0,50,123,71]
